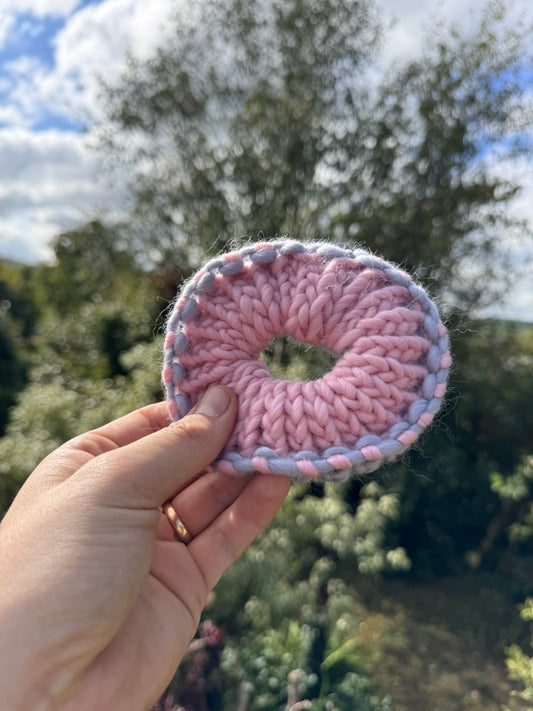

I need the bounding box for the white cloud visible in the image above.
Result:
[0,128,121,262]
[0,12,15,49]
[0,0,81,16]
[46,0,181,122]
[0,0,180,129]
[0,55,48,127]
[0,0,180,263]
[377,0,533,66]
[376,0,470,64]
[479,154,533,322]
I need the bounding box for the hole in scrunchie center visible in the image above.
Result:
[260,335,340,382]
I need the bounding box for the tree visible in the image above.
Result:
[0,260,39,433]
[36,221,143,314]
[95,0,532,313]
[328,1,533,311]
[34,220,162,380]
[94,0,381,268]
[0,223,164,516]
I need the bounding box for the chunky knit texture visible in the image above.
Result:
[163,240,451,482]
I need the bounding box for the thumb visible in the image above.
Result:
[87,386,238,509]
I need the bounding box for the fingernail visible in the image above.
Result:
[196,386,231,418]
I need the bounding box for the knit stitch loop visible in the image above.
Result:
[163,240,451,483]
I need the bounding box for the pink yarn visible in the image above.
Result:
[163,240,451,482]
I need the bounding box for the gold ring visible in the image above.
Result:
[160,502,192,544]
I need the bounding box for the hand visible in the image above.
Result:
[0,386,290,711]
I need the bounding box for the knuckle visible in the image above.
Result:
[168,415,212,449]
[212,524,239,566]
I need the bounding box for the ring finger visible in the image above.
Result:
[157,468,251,541]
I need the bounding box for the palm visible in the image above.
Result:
[73,541,205,709]
[65,466,288,709]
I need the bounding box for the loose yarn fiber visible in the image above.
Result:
[163,240,451,483]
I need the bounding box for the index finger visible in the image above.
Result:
[22,402,174,498]
[91,401,171,449]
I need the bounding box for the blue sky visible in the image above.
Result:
[0,0,531,319]
[0,0,178,265]
[1,12,80,132]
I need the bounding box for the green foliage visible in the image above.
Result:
[306,672,394,711]
[35,298,155,379]
[505,641,533,707]
[35,221,138,312]
[492,457,533,543]
[316,482,411,575]
[0,223,164,515]
[505,599,533,710]
[0,338,163,516]
[200,482,406,708]
[32,220,160,376]
[260,336,340,383]
[0,318,27,431]
[386,320,533,577]
[0,260,40,432]
[162,478,402,708]
[492,457,533,708]
[214,482,410,612]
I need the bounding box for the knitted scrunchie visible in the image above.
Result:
[162,240,451,483]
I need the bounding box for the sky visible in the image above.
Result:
[0,0,532,320]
